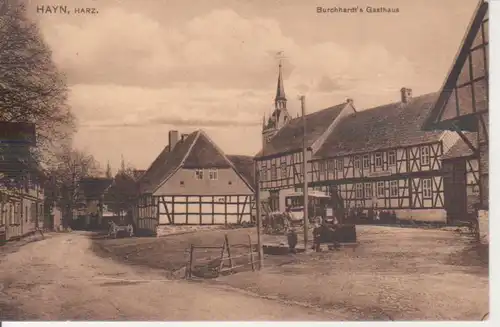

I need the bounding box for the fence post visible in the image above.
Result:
[224,234,234,273]
[188,244,194,279]
[248,234,255,271]
[217,240,226,276]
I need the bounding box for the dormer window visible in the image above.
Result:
[195,169,204,180]
[209,169,218,180]
[375,152,383,168]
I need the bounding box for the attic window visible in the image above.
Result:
[195,169,204,180]
[180,181,184,186]
[362,155,370,169]
[209,169,218,180]
[375,153,383,168]
[228,181,232,185]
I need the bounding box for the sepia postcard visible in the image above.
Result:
[0,0,490,322]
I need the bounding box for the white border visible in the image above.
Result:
[2,1,497,326]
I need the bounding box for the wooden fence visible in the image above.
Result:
[185,233,258,279]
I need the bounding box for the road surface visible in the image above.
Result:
[0,232,338,320]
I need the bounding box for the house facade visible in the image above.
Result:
[310,89,472,223]
[134,130,255,236]
[422,1,488,241]
[255,62,356,212]
[73,177,113,229]
[0,122,45,241]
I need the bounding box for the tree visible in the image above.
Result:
[104,161,139,218]
[0,0,75,164]
[105,161,112,179]
[44,147,101,227]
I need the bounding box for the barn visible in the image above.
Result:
[421,0,488,241]
[134,130,255,236]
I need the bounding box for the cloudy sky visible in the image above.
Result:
[26,0,478,171]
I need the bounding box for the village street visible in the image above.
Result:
[0,232,342,321]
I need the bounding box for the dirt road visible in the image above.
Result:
[0,232,342,321]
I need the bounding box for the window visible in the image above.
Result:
[375,152,383,168]
[362,155,370,169]
[336,159,343,171]
[421,146,430,165]
[318,161,325,173]
[388,151,396,166]
[390,180,398,197]
[209,169,218,180]
[422,178,432,198]
[364,183,372,199]
[377,182,385,197]
[354,156,361,169]
[195,169,204,180]
[270,164,277,180]
[355,184,363,199]
[327,160,335,171]
[25,205,28,222]
[281,162,287,177]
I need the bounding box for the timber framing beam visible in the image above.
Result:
[452,123,479,155]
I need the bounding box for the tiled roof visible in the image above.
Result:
[227,155,255,189]
[316,93,444,158]
[78,177,113,199]
[256,103,347,158]
[441,133,478,160]
[140,130,254,194]
[140,132,198,194]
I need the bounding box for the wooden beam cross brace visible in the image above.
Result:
[452,123,479,155]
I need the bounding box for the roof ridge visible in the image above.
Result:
[360,91,439,112]
[198,130,255,191]
[152,130,201,193]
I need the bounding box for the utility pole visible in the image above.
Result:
[299,95,309,251]
[254,163,264,269]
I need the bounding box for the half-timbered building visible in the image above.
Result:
[311,88,472,222]
[422,1,488,240]
[0,123,45,241]
[255,62,356,211]
[73,177,113,229]
[134,130,254,236]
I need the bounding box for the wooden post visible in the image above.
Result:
[248,233,255,271]
[255,166,264,270]
[300,95,309,252]
[224,234,234,273]
[188,244,194,279]
[217,240,226,276]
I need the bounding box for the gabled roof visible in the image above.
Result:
[78,177,113,199]
[316,93,443,158]
[227,155,255,189]
[422,0,489,132]
[140,130,254,194]
[256,102,348,159]
[441,133,478,160]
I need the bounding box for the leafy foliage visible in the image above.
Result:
[0,0,75,165]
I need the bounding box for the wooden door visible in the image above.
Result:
[443,160,467,222]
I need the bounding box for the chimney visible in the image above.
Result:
[400,87,412,104]
[168,130,179,151]
[181,133,189,142]
[346,98,353,105]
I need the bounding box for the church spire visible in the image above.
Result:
[275,56,287,110]
[276,60,286,100]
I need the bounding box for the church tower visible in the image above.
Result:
[262,59,291,147]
